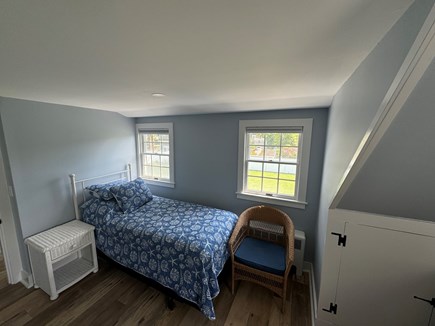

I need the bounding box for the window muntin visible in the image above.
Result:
[136,123,174,187]
[237,119,312,209]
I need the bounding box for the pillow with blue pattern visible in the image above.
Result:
[86,180,126,201]
[110,178,153,213]
[80,197,122,224]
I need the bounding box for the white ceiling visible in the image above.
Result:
[0,0,413,117]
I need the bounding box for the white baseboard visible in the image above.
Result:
[20,270,33,288]
[303,261,317,326]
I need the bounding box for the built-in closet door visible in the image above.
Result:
[318,209,435,326]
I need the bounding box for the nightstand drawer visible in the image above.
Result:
[49,232,93,260]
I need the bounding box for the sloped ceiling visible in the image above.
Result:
[0,0,413,117]
[338,59,435,221]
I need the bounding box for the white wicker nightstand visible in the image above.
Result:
[25,220,98,300]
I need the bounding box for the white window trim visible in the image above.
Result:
[136,122,175,188]
[236,118,312,209]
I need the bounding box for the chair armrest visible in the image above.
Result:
[228,210,250,254]
[284,219,295,271]
[230,228,247,259]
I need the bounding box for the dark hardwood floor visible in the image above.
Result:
[0,252,8,291]
[0,256,311,325]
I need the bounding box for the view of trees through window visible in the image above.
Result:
[141,133,170,180]
[246,131,300,197]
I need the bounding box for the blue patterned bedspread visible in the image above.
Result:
[81,196,238,319]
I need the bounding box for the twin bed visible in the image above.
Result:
[70,166,238,320]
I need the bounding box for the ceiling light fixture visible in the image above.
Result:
[151,93,166,97]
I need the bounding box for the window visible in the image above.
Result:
[136,123,174,188]
[237,119,312,209]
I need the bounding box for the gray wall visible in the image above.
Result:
[338,59,435,220]
[0,97,136,271]
[314,0,433,295]
[136,108,328,262]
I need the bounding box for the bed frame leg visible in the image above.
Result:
[166,296,175,310]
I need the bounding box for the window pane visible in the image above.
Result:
[161,155,169,167]
[161,167,170,179]
[279,164,297,180]
[144,134,154,142]
[265,133,280,146]
[153,143,161,154]
[281,147,298,163]
[162,142,170,154]
[262,178,278,193]
[248,133,264,145]
[263,163,279,179]
[152,155,160,166]
[145,143,153,153]
[247,162,263,177]
[247,176,262,192]
[264,146,280,161]
[248,146,264,160]
[161,134,169,141]
[278,180,295,197]
[143,165,152,177]
[144,154,152,165]
[281,133,300,146]
[152,166,161,178]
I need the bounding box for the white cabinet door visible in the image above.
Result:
[317,210,435,326]
[335,223,435,326]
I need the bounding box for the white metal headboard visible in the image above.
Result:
[69,163,132,220]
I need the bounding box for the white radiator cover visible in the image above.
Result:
[294,229,305,277]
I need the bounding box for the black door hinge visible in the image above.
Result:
[331,232,347,247]
[414,296,435,308]
[322,302,338,314]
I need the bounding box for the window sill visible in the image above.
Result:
[236,192,307,209]
[141,178,175,188]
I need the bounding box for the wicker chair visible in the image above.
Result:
[229,205,295,312]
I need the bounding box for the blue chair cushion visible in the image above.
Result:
[234,236,286,275]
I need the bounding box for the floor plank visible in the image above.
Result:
[114,287,167,325]
[0,256,8,290]
[28,263,124,326]
[0,289,48,323]
[291,274,312,326]
[0,257,311,325]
